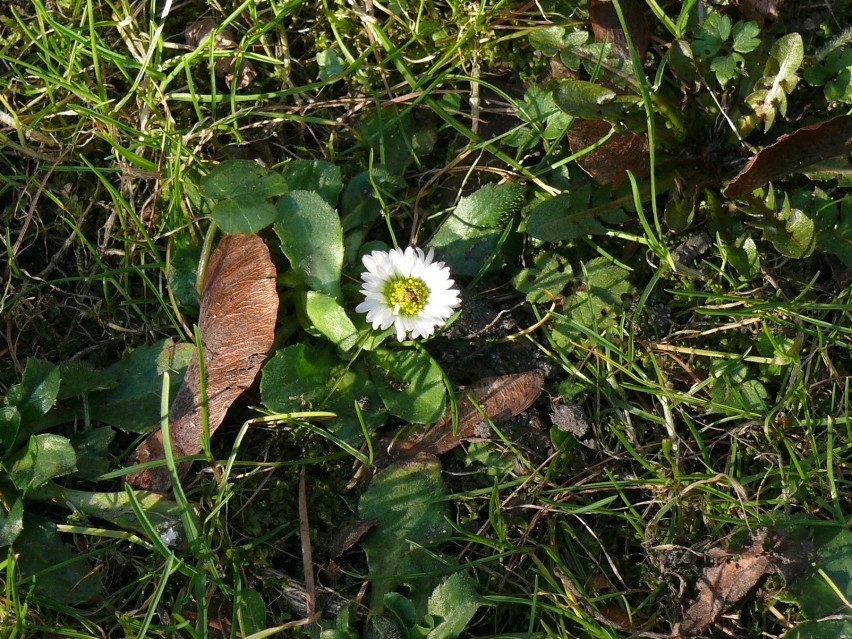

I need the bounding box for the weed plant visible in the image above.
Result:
[1,0,851,638]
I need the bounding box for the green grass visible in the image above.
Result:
[2,0,851,637]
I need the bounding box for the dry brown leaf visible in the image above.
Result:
[724,115,852,198]
[674,529,813,637]
[568,118,650,186]
[127,234,278,492]
[735,0,783,27]
[589,0,650,61]
[391,369,545,458]
[184,17,257,90]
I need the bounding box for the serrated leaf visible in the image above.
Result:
[260,344,335,413]
[747,33,804,131]
[200,159,288,200]
[692,13,730,58]
[426,571,485,639]
[711,54,738,86]
[368,349,446,424]
[528,26,587,56]
[8,433,77,492]
[512,253,572,303]
[282,160,343,207]
[359,454,449,613]
[13,513,101,603]
[6,358,60,424]
[559,257,635,333]
[732,21,761,54]
[201,160,288,234]
[527,190,628,241]
[306,291,359,351]
[275,190,344,298]
[317,48,345,82]
[428,182,524,277]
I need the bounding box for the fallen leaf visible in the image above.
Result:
[568,118,649,186]
[735,0,782,27]
[589,0,649,60]
[389,369,545,459]
[127,234,278,491]
[725,115,852,197]
[675,529,814,637]
[184,17,257,90]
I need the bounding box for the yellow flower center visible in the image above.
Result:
[385,277,430,316]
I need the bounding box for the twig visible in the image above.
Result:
[298,466,317,619]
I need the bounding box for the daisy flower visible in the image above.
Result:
[356,246,461,341]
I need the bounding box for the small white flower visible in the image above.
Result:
[356,246,461,341]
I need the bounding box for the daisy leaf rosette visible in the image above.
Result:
[356,246,461,341]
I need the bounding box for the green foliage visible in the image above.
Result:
[201,159,289,234]
[0,358,187,604]
[428,182,525,277]
[358,455,449,612]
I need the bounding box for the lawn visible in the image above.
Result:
[1,0,851,637]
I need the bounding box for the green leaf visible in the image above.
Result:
[746,33,804,131]
[764,205,816,259]
[528,26,587,56]
[709,378,768,415]
[56,361,116,400]
[210,198,280,235]
[815,197,852,266]
[784,620,852,639]
[201,159,289,234]
[553,80,640,120]
[275,190,344,298]
[8,433,77,492]
[6,358,60,424]
[691,13,730,58]
[555,257,635,335]
[429,182,525,277]
[368,349,446,424]
[787,527,852,619]
[260,344,335,413]
[282,160,343,207]
[305,291,360,351]
[86,339,193,433]
[512,252,573,304]
[0,406,21,454]
[732,21,761,54]
[13,513,101,603]
[426,571,485,639]
[711,54,738,86]
[341,170,404,232]
[68,427,115,480]
[236,587,267,636]
[526,188,628,241]
[721,234,761,279]
[317,48,346,82]
[0,495,24,547]
[322,364,387,444]
[359,455,449,612]
[200,160,289,200]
